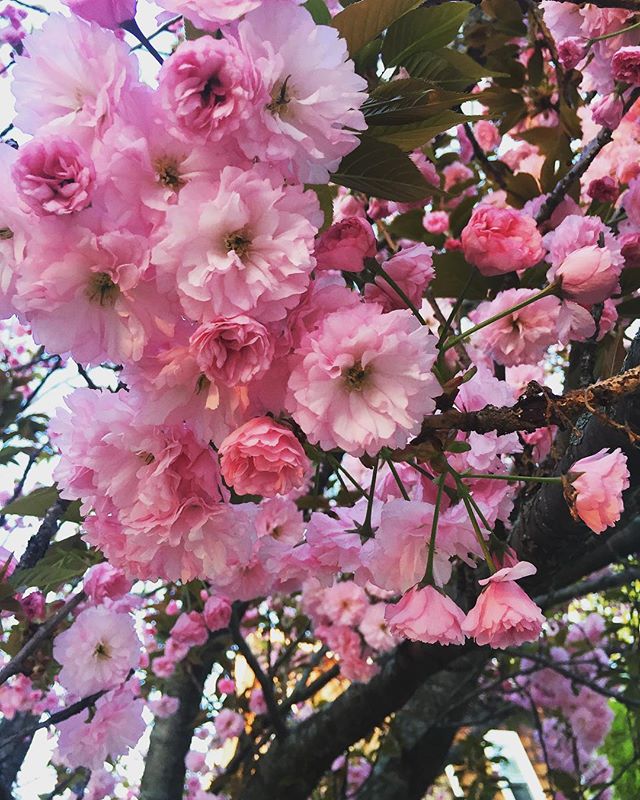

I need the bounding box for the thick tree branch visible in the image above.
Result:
[16,498,70,571]
[537,565,640,609]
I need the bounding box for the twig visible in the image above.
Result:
[230,603,288,738]
[16,498,71,571]
[537,567,640,610]
[0,591,85,687]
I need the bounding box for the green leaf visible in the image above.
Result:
[402,49,504,90]
[0,486,82,524]
[304,0,331,24]
[0,446,32,466]
[332,137,433,201]
[372,111,480,150]
[332,0,422,56]
[10,535,103,593]
[430,251,502,299]
[382,2,473,67]
[306,183,338,231]
[364,81,490,124]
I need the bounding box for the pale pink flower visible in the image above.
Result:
[470,289,561,367]
[158,37,261,144]
[56,683,145,769]
[84,563,130,605]
[473,120,500,152]
[11,14,138,144]
[543,215,622,270]
[314,217,376,272]
[233,4,367,183]
[149,694,180,718]
[461,561,545,649]
[551,245,621,305]
[612,46,640,84]
[361,500,451,593]
[83,770,117,800]
[358,603,398,653]
[422,210,449,234]
[219,417,309,497]
[203,596,232,631]
[12,136,96,216]
[53,606,140,696]
[366,243,434,312]
[63,0,136,28]
[155,0,261,30]
[14,223,165,364]
[461,205,544,276]
[215,708,245,742]
[322,581,368,627]
[557,36,588,70]
[592,93,624,129]
[255,497,303,544]
[189,317,273,386]
[386,585,466,646]
[154,166,320,324]
[567,448,629,533]
[0,145,29,320]
[170,611,208,649]
[287,304,439,456]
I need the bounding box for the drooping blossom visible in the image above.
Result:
[386,585,466,646]
[461,205,544,276]
[470,288,561,367]
[11,136,96,216]
[219,417,309,497]
[461,561,545,649]
[56,683,145,769]
[287,304,439,456]
[550,244,621,305]
[203,595,232,631]
[154,166,320,324]
[565,448,630,533]
[53,606,140,696]
[364,244,434,312]
[233,4,368,183]
[83,563,131,605]
[314,217,376,272]
[63,0,137,28]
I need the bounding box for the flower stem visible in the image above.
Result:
[442,283,559,352]
[385,458,410,501]
[422,473,446,587]
[363,457,379,534]
[367,260,427,326]
[121,19,165,65]
[324,453,369,500]
[590,21,640,43]
[462,472,563,484]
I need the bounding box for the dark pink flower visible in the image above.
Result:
[612,46,640,85]
[314,217,376,273]
[461,205,544,276]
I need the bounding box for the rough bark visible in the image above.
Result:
[139,635,225,800]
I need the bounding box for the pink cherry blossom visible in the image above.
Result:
[154,0,261,31]
[550,244,621,305]
[233,4,367,183]
[386,585,466,646]
[364,244,434,312]
[56,683,145,769]
[215,708,245,742]
[189,317,274,387]
[470,288,561,367]
[11,14,138,145]
[567,448,629,533]
[170,611,208,649]
[219,417,309,497]
[63,0,137,28]
[53,605,140,696]
[612,46,640,85]
[203,596,232,631]
[154,166,320,324]
[461,561,545,649]
[358,603,398,653]
[149,694,180,718]
[11,136,96,216]
[287,304,439,456]
[158,37,262,144]
[84,563,131,605]
[461,205,544,276]
[314,217,376,272]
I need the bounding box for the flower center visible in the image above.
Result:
[343,361,371,392]
[154,156,185,191]
[267,75,293,116]
[0,227,13,240]
[224,229,252,259]
[94,641,111,660]
[86,272,119,307]
[201,75,225,107]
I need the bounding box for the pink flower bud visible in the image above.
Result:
[461,205,544,276]
[558,36,587,70]
[590,94,624,130]
[551,244,621,305]
[587,176,619,204]
[203,595,232,632]
[314,217,376,272]
[612,45,640,85]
